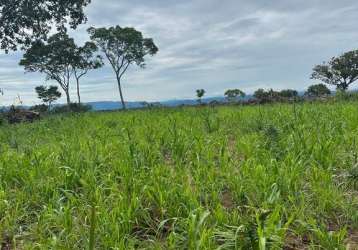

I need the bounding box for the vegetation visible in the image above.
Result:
[0,0,90,51]
[73,42,103,104]
[279,89,298,99]
[35,85,62,110]
[312,50,358,91]
[305,84,332,98]
[253,89,279,103]
[225,89,246,103]
[0,103,357,249]
[19,32,102,106]
[88,26,159,109]
[1,3,358,248]
[196,89,206,103]
[19,33,78,105]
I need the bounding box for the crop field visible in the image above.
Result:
[0,103,358,249]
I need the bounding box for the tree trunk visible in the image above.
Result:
[65,90,71,107]
[116,76,126,110]
[76,78,81,104]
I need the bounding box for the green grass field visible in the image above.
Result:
[1,103,358,249]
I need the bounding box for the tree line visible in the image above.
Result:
[196,83,332,105]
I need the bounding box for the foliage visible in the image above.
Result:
[0,0,91,51]
[73,42,103,104]
[279,89,298,99]
[35,85,62,110]
[20,32,102,106]
[225,89,246,102]
[305,84,331,98]
[29,104,49,114]
[0,103,357,248]
[253,89,280,103]
[196,89,206,103]
[88,26,158,109]
[19,32,77,105]
[5,105,40,124]
[311,50,358,91]
[52,103,92,113]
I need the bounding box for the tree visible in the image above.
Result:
[0,0,91,52]
[224,89,246,102]
[253,89,266,101]
[311,50,358,91]
[20,32,77,105]
[254,88,279,103]
[72,42,103,104]
[35,85,62,110]
[279,89,298,99]
[196,89,206,104]
[88,26,158,110]
[305,84,331,97]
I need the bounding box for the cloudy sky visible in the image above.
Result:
[1,0,358,105]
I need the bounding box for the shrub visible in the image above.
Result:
[305,84,331,98]
[29,104,49,114]
[52,103,92,114]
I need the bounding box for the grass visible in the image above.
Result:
[0,102,358,249]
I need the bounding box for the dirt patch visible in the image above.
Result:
[1,235,12,250]
[220,189,236,210]
[346,231,358,250]
[284,232,310,250]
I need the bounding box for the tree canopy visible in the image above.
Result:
[88,26,158,109]
[196,89,205,103]
[35,85,61,109]
[311,50,358,91]
[0,0,91,51]
[20,32,102,106]
[19,32,77,105]
[305,84,331,97]
[279,89,298,99]
[225,89,245,102]
[253,89,279,102]
[72,41,103,103]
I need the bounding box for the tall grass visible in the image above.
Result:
[0,102,357,249]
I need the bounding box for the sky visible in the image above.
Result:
[1,0,358,105]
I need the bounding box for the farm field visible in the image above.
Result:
[1,103,358,249]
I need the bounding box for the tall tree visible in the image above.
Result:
[311,50,358,91]
[196,89,206,104]
[35,85,62,110]
[19,32,77,105]
[88,26,158,109]
[0,0,91,52]
[224,89,246,102]
[72,42,103,104]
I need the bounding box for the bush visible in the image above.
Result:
[335,90,358,102]
[52,103,92,114]
[29,104,49,113]
[5,106,40,124]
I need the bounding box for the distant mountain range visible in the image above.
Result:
[0,96,230,111]
[87,96,234,111]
